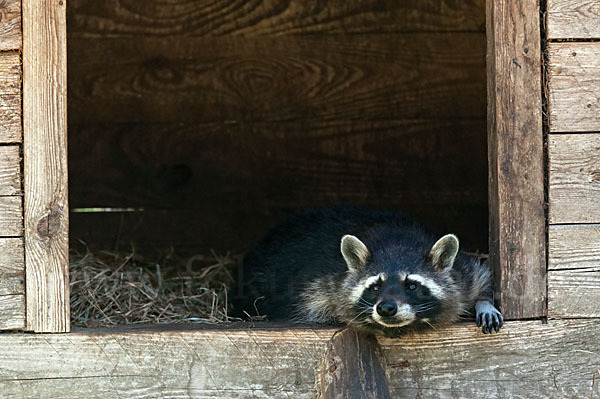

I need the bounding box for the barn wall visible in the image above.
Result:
[546,1,600,318]
[67,0,490,255]
[0,0,25,330]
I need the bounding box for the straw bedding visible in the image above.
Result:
[70,244,240,327]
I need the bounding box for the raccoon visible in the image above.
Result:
[231,206,503,336]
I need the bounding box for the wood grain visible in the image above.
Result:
[0,320,598,398]
[0,145,21,195]
[67,33,486,124]
[0,294,25,329]
[23,0,69,332]
[549,134,600,224]
[68,120,487,208]
[548,43,600,133]
[548,0,600,39]
[0,0,21,51]
[549,225,600,271]
[317,329,390,399]
[549,269,600,318]
[548,223,600,319]
[0,195,22,236]
[0,50,21,142]
[70,204,490,258]
[380,319,600,397]
[486,0,546,319]
[0,50,19,94]
[0,237,25,296]
[68,0,485,38]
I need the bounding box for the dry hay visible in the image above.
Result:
[70,244,241,327]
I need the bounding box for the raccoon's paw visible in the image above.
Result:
[475,300,503,334]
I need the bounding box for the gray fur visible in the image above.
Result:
[341,235,370,271]
[429,234,459,269]
[231,206,503,336]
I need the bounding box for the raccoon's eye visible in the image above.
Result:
[408,282,418,291]
[370,284,380,291]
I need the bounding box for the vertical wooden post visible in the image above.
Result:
[486,0,546,319]
[317,329,391,399]
[22,0,70,332]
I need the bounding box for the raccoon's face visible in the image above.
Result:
[341,234,458,330]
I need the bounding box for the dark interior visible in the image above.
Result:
[67,0,488,257]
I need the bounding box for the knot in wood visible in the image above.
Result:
[37,204,63,239]
[328,361,337,373]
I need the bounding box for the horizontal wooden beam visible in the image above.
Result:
[548,225,600,318]
[68,119,490,253]
[0,145,22,195]
[548,43,600,133]
[0,196,22,236]
[549,270,600,318]
[0,0,21,51]
[0,321,599,398]
[67,33,485,124]
[68,0,485,37]
[547,0,600,40]
[0,51,22,143]
[549,224,600,271]
[549,134,600,224]
[0,294,25,329]
[0,237,25,296]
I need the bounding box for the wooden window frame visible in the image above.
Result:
[19,0,547,332]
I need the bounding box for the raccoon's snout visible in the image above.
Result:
[376,301,397,317]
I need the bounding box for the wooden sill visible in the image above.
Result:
[1,319,599,398]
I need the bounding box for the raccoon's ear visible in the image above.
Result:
[341,235,370,271]
[428,234,459,269]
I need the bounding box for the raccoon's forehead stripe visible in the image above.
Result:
[407,274,446,299]
[349,273,386,303]
[365,272,387,285]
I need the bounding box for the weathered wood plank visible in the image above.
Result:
[68,0,485,38]
[0,51,22,142]
[486,0,546,318]
[68,33,486,124]
[0,0,21,51]
[549,224,600,270]
[381,319,600,397]
[0,237,25,296]
[0,50,20,95]
[0,321,598,398]
[0,294,25,330]
[68,119,489,253]
[548,0,600,39]
[0,93,21,142]
[0,195,22,236]
[0,145,21,195]
[549,134,600,224]
[549,269,600,318]
[23,0,70,332]
[548,43,600,133]
[69,206,490,258]
[317,329,391,399]
[68,120,487,208]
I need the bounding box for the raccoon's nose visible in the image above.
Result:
[376,301,397,317]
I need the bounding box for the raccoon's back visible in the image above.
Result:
[230,206,422,319]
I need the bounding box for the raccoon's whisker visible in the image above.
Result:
[358,298,374,308]
[422,318,438,331]
[414,305,435,312]
[347,308,371,325]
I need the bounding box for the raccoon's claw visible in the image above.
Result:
[475,300,503,334]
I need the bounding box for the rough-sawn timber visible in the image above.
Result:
[0,320,598,398]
